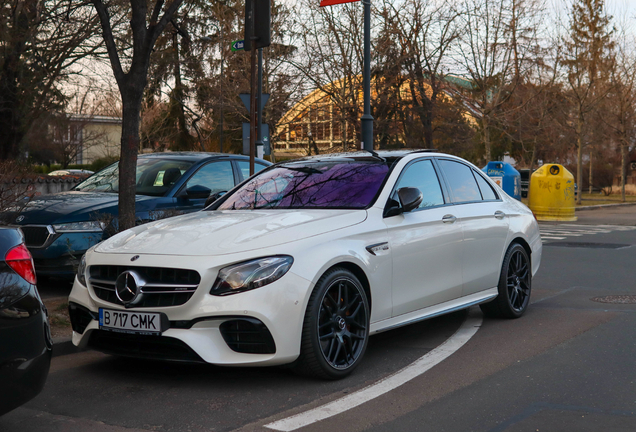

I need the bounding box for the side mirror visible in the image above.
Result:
[185,185,212,200]
[204,191,227,208]
[397,187,423,213]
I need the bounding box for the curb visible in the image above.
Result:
[576,202,636,211]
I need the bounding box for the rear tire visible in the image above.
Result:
[480,243,531,319]
[294,268,370,380]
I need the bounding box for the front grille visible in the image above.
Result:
[20,226,53,247]
[68,302,97,334]
[89,265,201,308]
[220,318,276,354]
[88,331,204,362]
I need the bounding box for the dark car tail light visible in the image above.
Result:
[5,244,37,285]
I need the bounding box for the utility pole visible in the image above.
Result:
[361,0,373,152]
[219,22,224,153]
[256,48,263,159]
[245,0,270,175]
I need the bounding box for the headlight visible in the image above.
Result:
[77,254,87,287]
[53,221,106,232]
[211,256,293,296]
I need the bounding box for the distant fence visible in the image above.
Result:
[3,175,85,197]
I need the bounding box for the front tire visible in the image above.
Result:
[294,268,370,379]
[480,243,531,319]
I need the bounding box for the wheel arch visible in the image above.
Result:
[510,236,532,260]
[323,261,372,312]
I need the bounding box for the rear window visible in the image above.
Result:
[217,161,391,210]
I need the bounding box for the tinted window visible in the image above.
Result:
[237,161,268,180]
[438,159,482,203]
[474,171,498,200]
[218,161,390,210]
[184,161,234,195]
[394,159,444,208]
[75,159,194,196]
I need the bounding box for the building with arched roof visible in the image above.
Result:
[274,75,474,157]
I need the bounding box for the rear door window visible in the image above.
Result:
[473,171,498,200]
[237,161,268,181]
[437,159,482,203]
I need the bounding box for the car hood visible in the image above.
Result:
[95,209,367,256]
[14,192,157,225]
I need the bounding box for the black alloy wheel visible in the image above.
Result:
[480,243,531,319]
[295,268,370,379]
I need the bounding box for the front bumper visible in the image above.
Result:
[29,231,103,277]
[68,268,312,367]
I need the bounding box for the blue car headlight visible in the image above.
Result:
[211,256,293,296]
[53,221,105,233]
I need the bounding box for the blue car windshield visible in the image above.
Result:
[74,159,195,196]
[217,160,390,210]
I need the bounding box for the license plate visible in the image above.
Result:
[99,308,163,335]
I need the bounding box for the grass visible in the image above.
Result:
[43,298,72,339]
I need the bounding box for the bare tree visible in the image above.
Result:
[290,0,364,152]
[380,0,461,148]
[91,0,185,230]
[604,25,636,201]
[561,0,615,203]
[455,0,542,162]
[0,0,102,160]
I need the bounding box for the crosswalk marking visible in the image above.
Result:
[539,224,636,242]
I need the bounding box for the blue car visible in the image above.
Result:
[12,152,271,278]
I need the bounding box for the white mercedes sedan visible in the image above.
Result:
[68,150,542,379]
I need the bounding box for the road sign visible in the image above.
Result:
[244,0,271,50]
[320,0,359,6]
[243,123,270,156]
[239,93,270,113]
[231,40,244,51]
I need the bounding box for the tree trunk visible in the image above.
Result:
[576,113,583,205]
[483,115,491,162]
[621,137,627,203]
[588,148,593,194]
[118,89,143,231]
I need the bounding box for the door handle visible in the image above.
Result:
[442,214,457,224]
[494,211,506,220]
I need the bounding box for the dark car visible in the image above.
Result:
[0,227,51,416]
[11,152,271,278]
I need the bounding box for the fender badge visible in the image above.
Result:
[366,242,390,256]
[130,255,140,262]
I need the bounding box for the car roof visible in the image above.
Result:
[279,149,444,165]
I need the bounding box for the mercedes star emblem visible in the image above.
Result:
[115,270,144,306]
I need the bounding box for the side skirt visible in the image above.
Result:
[369,288,498,335]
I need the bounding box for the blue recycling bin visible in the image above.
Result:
[482,161,521,201]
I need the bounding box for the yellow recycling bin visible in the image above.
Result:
[528,164,577,221]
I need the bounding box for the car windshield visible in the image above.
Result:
[217,160,390,210]
[74,158,195,196]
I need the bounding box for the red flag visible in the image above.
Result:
[320,0,360,6]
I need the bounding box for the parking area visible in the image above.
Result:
[1,204,634,432]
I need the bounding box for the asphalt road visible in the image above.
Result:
[2,206,635,432]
